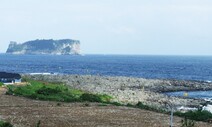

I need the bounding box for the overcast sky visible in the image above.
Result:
[0,0,212,55]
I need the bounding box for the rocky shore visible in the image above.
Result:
[23,74,212,110]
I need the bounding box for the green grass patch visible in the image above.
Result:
[6,79,112,103]
[0,82,4,87]
[0,121,13,127]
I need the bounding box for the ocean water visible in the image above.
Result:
[165,91,212,99]
[1,54,212,82]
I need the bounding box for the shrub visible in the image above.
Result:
[136,102,151,110]
[80,93,112,103]
[175,110,212,122]
[57,103,61,106]
[99,94,113,102]
[181,117,195,127]
[80,93,102,102]
[6,85,16,95]
[36,120,41,127]
[109,102,122,106]
[36,86,62,95]
[135,102,166,113]
[83,103,90,107]
[126,103,134,107]
[0,121,13,127]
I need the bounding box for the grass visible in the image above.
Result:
[6,79,112,103]
[0,82,3,87]
[0,121,13,127]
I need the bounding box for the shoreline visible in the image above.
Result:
[23,74,212,93]
[23,74,212,111]
[26,72,212,85]
[1,74,212,126]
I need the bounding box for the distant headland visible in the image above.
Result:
[6,39,81,55]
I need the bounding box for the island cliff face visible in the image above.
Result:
[6,39,80,55]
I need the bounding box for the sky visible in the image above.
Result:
[0,0,212,55]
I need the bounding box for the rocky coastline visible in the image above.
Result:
[23,74,212,111]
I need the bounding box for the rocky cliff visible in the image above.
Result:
[6,39,80,55]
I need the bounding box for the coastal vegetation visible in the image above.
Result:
[0,82,3,87]
[175,110,212,122]
[6,79,112,103]
[127,102,212,123]
[5,78,212,124]
[0,121,13,127]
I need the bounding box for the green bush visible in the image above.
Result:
[80,93,113,103]
[98,94,113,102]
[175,110,212,122]
[109,102,122,106]
[80,93,102,102]
[136,102,152,110]
[0,121,13,127]
[135,102,166,113]
[136,102,156,111]
[36,86,62,95]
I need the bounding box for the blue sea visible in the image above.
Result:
[1,54,212,82]
[165,91,212,100]
[1,54,212,99]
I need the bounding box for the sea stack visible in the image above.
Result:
[6,39,81,55]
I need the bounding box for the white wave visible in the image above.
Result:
[177,106,197,112]
[29,73,54,75]
[203,105,212,113]
[204,98,212,102]
[205,80,212,83]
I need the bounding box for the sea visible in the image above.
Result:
[1,54,212,81]
[1,54,212,100]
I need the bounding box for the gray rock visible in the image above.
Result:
[23,74,209,110]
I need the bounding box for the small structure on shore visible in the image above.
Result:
[0,72,21,85]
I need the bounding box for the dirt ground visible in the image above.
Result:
[0,88,211,127]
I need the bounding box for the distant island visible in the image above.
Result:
[6,39,80,55]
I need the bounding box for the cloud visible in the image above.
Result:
[110,26,136,35]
